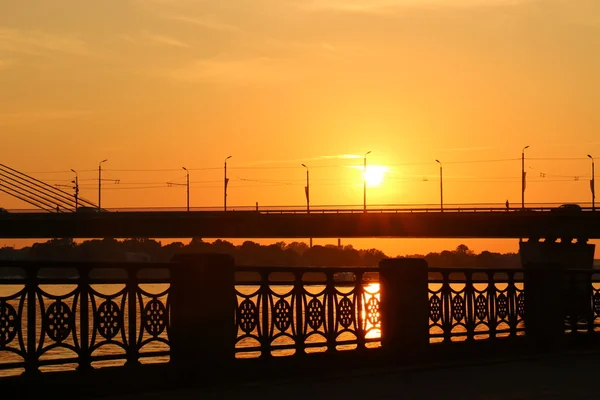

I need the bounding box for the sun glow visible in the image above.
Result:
[364,166,388,187]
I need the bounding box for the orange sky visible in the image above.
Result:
[1,0,599,255]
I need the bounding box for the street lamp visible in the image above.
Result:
[435,160,443,211]
[98,159,107,210]
[71,169,79,210]
[224,156,232,211]
[166,169,189,211]
[301,164,310,213]
[521,146,529,210]
[364,151,371,213]
[183,167,190,212]
[588,154,595,211]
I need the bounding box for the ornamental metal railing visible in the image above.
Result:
[234,267,381,358]
[6,258,600,380]
[0,261,171,376]
[427,269,525,343]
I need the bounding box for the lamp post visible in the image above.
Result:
[301,164,310,213]
[183,167,190,212]
[363,151,371,213]
[521,146,529,210]
[71,169,79,210]
[224,156,232,211]
[98,159,107,210]
[435,159,443,211]
[166,168,189,211]
[588,154,595,211]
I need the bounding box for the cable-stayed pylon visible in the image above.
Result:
[0,164,98,212]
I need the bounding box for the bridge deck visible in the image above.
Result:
[0,209,599,239]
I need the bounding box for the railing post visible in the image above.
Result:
[294,271,305,356]
[126,266,139,367]
[487,271,497,339]
[25,266,39,376]
[441,271,451,343]
[260,270,270,358]
[170,253,236,366]
[355,271,365,350]
[524,262,565,350]
[465,271,474,342]
[379,258,429,357]
[78,265,91,372]
[326,271,336,353]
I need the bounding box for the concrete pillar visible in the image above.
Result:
[524,262,565,350]
[379,258,429,356]
[520,241,595,270]
[169,253,236,366]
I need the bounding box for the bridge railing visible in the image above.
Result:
[3,203,596,214]
[0,261,171,376]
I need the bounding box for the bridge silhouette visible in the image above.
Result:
[0,208,598,239]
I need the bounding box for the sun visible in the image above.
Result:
[364,166,388,187]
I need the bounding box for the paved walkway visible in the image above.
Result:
[105,352,600,400]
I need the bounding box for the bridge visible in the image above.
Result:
[0,207,598,239]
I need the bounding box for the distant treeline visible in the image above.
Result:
[400,244,521,269]
[0,239,522,268]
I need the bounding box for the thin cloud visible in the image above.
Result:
[167,15,242,33]
[347,165,390,171]
[122,30,190,48]
[0,110,92,126]
[133,0,205,5]
[132,0,241,32]
[437,146,494,152]
[0,28,91,56]
[232,154,366,167]
[167,57,301,84]
[319,154,364,159]
[298,0,528,14]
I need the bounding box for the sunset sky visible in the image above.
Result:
[1,0,599,254]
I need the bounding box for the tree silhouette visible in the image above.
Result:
[0,239,522,268]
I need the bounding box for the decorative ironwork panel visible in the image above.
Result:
[142,299,167,337]
[428,269,524,343]
[306,298,325,331]
[234,267,380,358]
[362,283,381,341]
[37,285,80,363]
[136,285,170,356]
[95,300,121,341]
[429,294,442,323]
[237,299,258,334]
[0,261,172,377]
[0,283,27,375]
[337,297,355,329]
[88,284,128,359]
[44,300,74,343]
[0,300,19,348]
[474,294,488,321]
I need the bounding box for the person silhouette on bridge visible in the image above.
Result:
[505,200,510,211]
